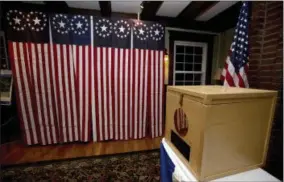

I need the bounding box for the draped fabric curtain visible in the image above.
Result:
[6,9,164,145]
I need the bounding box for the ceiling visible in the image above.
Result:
[14,1,242,32]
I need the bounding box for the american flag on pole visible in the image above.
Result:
[221,2,249,88]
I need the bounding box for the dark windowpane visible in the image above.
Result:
[184,81,193,85]
[185,64,193,71]
[185,46,194,54]
[176,54,184,63]
[195,55,202,64]
[185,74,193,81]
[185,55,194,63]
[195,47,203,54]
[176,46,184,53]
[194,81,201,85]
[175,63,183,71]
[176,73,184,81]
[194,74,202,82]
[194,64,202,71]
[175,81,184,85]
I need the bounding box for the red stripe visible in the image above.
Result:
[237,73,245,88]
[111,48,116,140]
[87,45,92,141]
[117,48,121,140]
[148,50,152,137]
[66,45,75,142]
[121,49,127,140]
[140,49,145,138]
[157,51,161,136]
[127,49,132,139]
[131,49,135,139]
[22,42,38,144]
[105,48,110,140]
[154,51,157,138]
[53,44,64,143]
[27,42,41,144]
[224,61,235,87]
[18,42,36,144]
[162,51,165,135]
[40,44,53,144]
[100,47,105,141]
[34,43,48,145]
[74,46,81,141]
[9,42,29,145]
[81,46,86,141]
[135,49,139,139]
[48,43,59,144]
[60,45,70,142]
[94,47,100,141]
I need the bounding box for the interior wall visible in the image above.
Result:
[211,28,234,84]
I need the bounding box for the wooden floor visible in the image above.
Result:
[0,137,162,166]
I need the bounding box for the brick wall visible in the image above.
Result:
[249,1,283,180]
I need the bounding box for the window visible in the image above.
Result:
[173,41,207,85]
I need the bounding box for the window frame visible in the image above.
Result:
[173,41,208,85]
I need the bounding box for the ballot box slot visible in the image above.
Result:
[171,130,190,161]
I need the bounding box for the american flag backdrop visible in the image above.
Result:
[6,10,61,145]
[6,9,165,145]
[221,2,249,88]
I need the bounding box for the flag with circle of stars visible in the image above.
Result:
[132,20,164,50]
[6,10,49,42]
[93,17,132,48]
[50,13,91,45]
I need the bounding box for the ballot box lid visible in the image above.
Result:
[167,86,277,104]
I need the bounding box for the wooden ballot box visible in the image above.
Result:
[165,85,277,181]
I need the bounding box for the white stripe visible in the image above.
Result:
[69,45,78,141]
[239,66,249,88]
[119,48,123,140]
[139,50,144,138]
[134,49,139,139]
[155,51,159,137]
[97,47,103,140]
[56,44,67,142]
[91,16,97,142]
[102,47,108,140]
[159,51,163,136]
[114,48,118,140]
[227,59,239,87]
[31,43,46,145]
[73,45,77,74]
[124,49,128,140]
[37,44,51,144]
[13,43,31,145]
[43,44,57,143]
[79,45,83,140]
[23,43,38,144]
[150,50,154,137]
[143,50,149,137]
[129,49,133,138]
[49,25,60,135]
[108,47,113,139]
[84,46,89,141]
[63,45,73,142]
